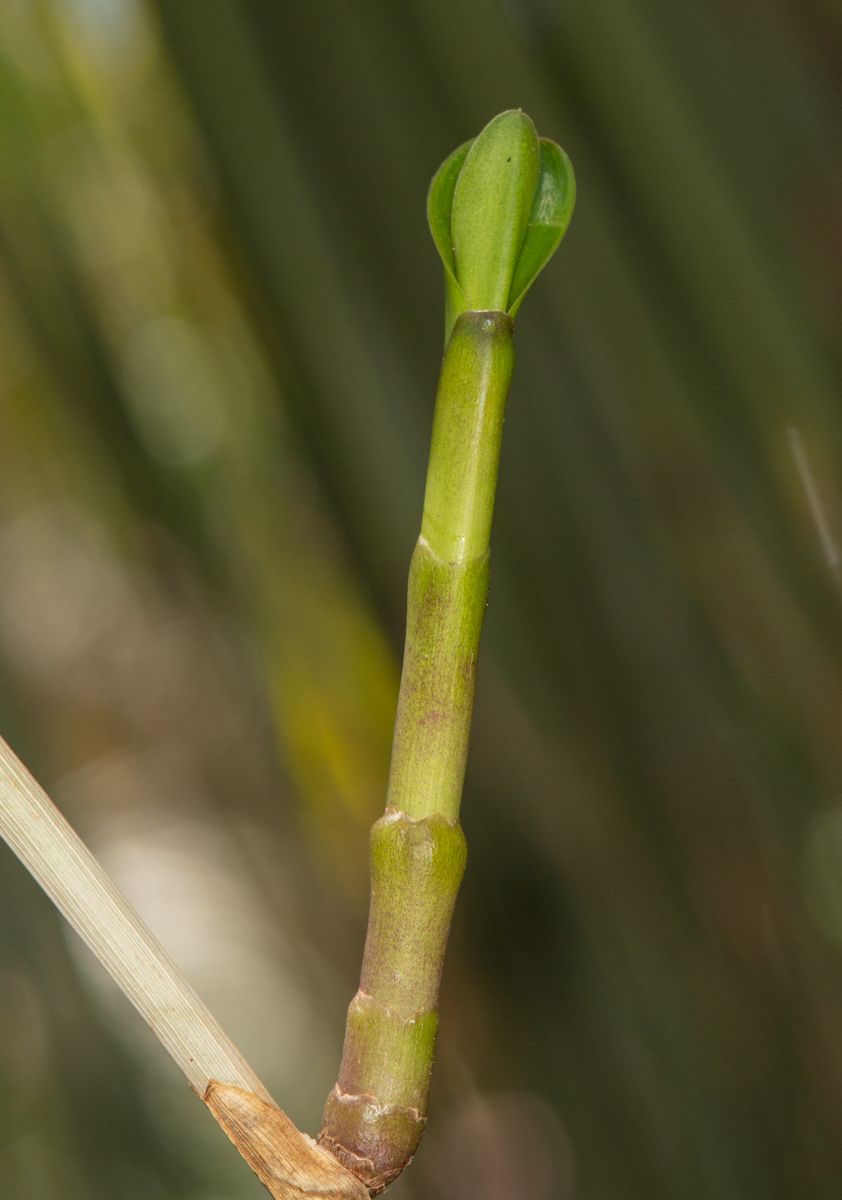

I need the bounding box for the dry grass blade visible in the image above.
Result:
[0,734,365,1199]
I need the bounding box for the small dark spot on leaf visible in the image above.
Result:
[507,157,512,162]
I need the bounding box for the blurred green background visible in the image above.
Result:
[1,0,842,1197]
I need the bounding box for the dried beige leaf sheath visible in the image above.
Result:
[204,1082,370,1200]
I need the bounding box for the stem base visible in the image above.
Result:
[319,810,466,1191]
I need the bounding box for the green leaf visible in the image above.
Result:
[428,115,574,339]
[427,138,473,339]
[427,138,473,282]
[507,139,576,318]
[450,110,541,313]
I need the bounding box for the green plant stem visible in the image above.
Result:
[391,310,514,820]
[319,310,514,1193]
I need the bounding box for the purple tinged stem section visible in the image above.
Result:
[386,543,489,824]
[321,811,466,1193]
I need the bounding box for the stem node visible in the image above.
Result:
[319,810,466,1190]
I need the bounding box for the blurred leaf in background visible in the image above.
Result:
[0,1,397,1197]
[3,0,842,1198]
